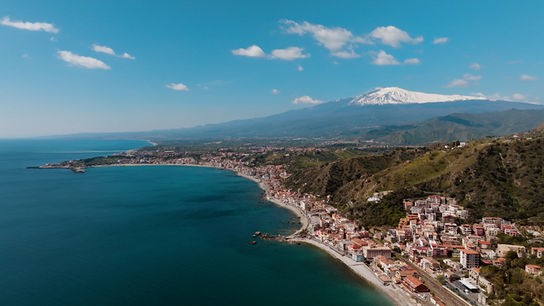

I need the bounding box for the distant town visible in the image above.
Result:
[39,145,544,306]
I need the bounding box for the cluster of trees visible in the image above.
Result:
[480,251,544,305]
[347,187,426,227]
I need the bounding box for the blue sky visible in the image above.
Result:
[1,1,543,137]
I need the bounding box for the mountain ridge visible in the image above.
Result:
[45,88,544,142]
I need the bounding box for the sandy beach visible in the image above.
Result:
[230,169,412,305]
[290,238,416,306]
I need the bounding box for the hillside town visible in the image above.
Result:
[42,147,544,306]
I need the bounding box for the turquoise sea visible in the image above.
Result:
[0,139,391,306]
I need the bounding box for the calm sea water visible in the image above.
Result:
[0,139,391,306]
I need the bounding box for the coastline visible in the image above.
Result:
[238,172,408,306]
[146,140,158,147]
[88,162,405,305]
[236,171,309,236]
[289,238,413,306]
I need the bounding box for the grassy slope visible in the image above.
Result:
[285,128,544,226]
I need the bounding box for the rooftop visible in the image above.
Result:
[461,249,480,255]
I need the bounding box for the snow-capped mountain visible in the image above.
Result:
[350,87,486,105]
[96,87,541,141]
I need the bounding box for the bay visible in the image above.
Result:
[0,139,391,306]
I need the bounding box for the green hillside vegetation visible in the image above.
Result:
[480,252,544,305]
[284,148,426,197]
[359,109,544,145]
[285,128,544,227]
[249,148,372,170]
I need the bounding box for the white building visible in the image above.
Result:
[460,249,480,269]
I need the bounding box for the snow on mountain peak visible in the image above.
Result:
[350,87,486,105]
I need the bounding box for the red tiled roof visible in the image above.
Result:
[352,238,367,246]
[404,275,423,288]
[444,244,465,249]
[461,249,480,255]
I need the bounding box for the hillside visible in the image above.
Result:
[285,128,544,226]
[360,109,544,145]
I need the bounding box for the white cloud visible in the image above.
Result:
[472,92,487,98]
[232,45,266,58]
[272,89,280,95]
[281,20,423,59]
[404,58,420,65]
[121,52,135,60]
[486,93,530,102]
[520,74,537,81]
[512,93,526,100]
[463,74,481,81]
[166,82,189,91]
[469,63,481,70]
[282,20,355,50]
[57,51,110,70]
[432,37,449,44]
[270,47,309,60]
[331,50,360,59]
[92,44,115,55]
[369,26,423,47]
[92,44,135,60]
[372,51,420,66]
[447,74,482,87]
[372,50,399,66]
[1,16,59,33]
[232,44,308,61]
[297,64,304,72]
[280,20,367,58]
[292,95,321,105]
[447,79,468,87]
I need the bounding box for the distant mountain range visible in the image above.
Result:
[60,87,544,144]
[356,108,544,145]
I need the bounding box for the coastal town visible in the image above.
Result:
[40,147,544,306]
